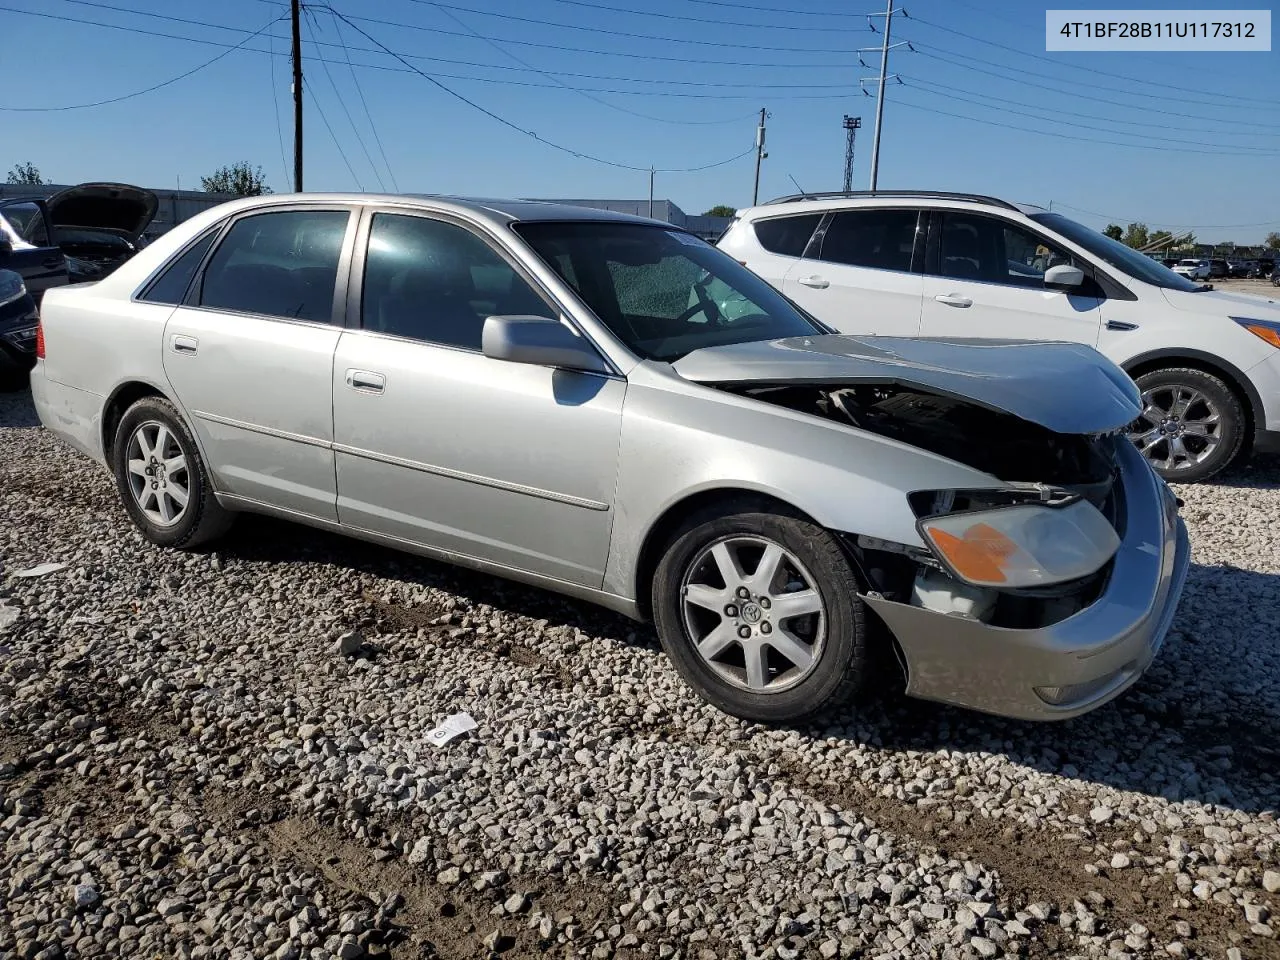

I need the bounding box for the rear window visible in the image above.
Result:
[752,214,821,258]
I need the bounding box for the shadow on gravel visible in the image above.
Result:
[811,560,1280,816]
[1201,450,1280,489]
[0,385,38,428]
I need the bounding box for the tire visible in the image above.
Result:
[112,395,234,549]
[652,500,869,724]
[1127,367,1245,483]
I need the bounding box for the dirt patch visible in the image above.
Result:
[771,752,1271,957]
[365,593,449,634]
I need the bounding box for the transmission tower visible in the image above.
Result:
[842,116,861,192]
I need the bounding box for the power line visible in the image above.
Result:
[302,8,386,190]
[418,0,758,125]
[682,0,860,17]
[1045,202,1279,231]
[306,87,364,190]
[535,0,863,33]
[900,79,1276,154]
[902,75,1280,139]
[327,9,398,191]
[911,46,1280,131]
[887,93,1274,158]
[326,8,758,174]
[907,13,1279,109]
[266,21,291,190]
[0,10,283,111]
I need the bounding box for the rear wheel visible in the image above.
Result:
[652,501,869,723]
[112,396,234,548]
[1126,367,1245,483]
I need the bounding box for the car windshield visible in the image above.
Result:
[514,220,823,361]
[1030,212,1205,292]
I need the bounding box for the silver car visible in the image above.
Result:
[30,195,1189,723]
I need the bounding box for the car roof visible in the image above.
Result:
[201,192,675,230]
[734,191,1044,220]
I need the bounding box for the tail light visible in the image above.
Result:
[35,320,45,359]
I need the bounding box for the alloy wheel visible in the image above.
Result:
[125,420,191,527]
[679,535,826,694]
[1126,384,1222,474]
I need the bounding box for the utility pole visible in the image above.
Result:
[291,0,304,192]
[842,116,861,192]
[752,107,768,206]
[859,1,909,191]
[648,167,655,219]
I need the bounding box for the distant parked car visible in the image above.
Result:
[1256,258,1276,279]
[1271,263,1280,286]
[1173,258,1211,280]
[1229,260,1254,278]
[0,182,157,281]
[0,268,39,389]
[1208,259,1231,279]
[0,209,69,303]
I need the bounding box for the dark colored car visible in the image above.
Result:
[1228,260,1253,278]
[1208,258,1231,279]
[1271,263,1280,286]
[1256,258,1276,279]
[0,205,68,302]
[0,182,157,284]
[0,268,39,389]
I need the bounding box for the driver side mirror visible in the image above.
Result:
[1044,264,1085,290]
[482,315,611,374]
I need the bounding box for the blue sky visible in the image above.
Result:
[5,0,1278,242]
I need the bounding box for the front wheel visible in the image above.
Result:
[1126,367,1245,483]
[652,501,869,724]
[112,396,234,548]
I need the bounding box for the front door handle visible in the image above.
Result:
[797,275,829,289]
[345,369,386,394]
[1106,319,1138,331]
[934,294,973,308]
[170,334,199,355]
[42,256,64,268]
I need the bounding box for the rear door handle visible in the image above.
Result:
[346,369,385,394]
[934,294,973,308]
[170,334,199,355]
[797,275,830,289]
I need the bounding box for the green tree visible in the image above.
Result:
[1103,223,1123,241]
[200,162,272,197]
[701,205,736,218]
[5,162,45,185]
[1122,222,1149,249]
[1265,231,1280,251]
[1148,230,1173,249]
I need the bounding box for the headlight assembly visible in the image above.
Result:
[918,499,1120,589]
[1232,316,1280,349]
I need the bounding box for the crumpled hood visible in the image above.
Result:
[672,335,1141,435]
[46,182,158,243]
[1161,285,1280,318]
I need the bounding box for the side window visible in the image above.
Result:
[198,210,349,322]
[361,213,551,350]
[938,213,1075,288]
[1,202,51,247]
[138,231,216,304]
[818,210,919,272]
[753,214,821,257]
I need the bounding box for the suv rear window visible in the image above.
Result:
[752,214,821,258]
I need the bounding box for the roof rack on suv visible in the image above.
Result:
[761,190,1021,212]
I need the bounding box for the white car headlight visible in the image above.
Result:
[0,269,26,308]
[919,499,1120,589]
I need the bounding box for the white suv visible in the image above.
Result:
[1173,259,1211,280]
[719,191,1280,482]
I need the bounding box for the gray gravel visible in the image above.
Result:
[1,385,1278,959]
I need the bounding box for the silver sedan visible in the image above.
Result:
[30,195,1189,723]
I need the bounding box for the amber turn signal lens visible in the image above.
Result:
[923,522,1017,585]
[1241,323,1280,350]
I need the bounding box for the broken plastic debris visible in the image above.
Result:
[12,562,66,578]
[425,713,477,747]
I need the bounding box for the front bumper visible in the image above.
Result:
[865,440,1190,721]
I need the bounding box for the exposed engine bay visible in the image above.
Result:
[721,381,1124,630]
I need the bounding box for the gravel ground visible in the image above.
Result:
[1,384,1278,960]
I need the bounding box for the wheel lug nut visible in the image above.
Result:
[736,586,750,599]
[737,625,751,639]
[760,622,772,634]
[758,597,771,609]
[724,604,738,618]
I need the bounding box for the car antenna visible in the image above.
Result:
[787,174,811,199]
